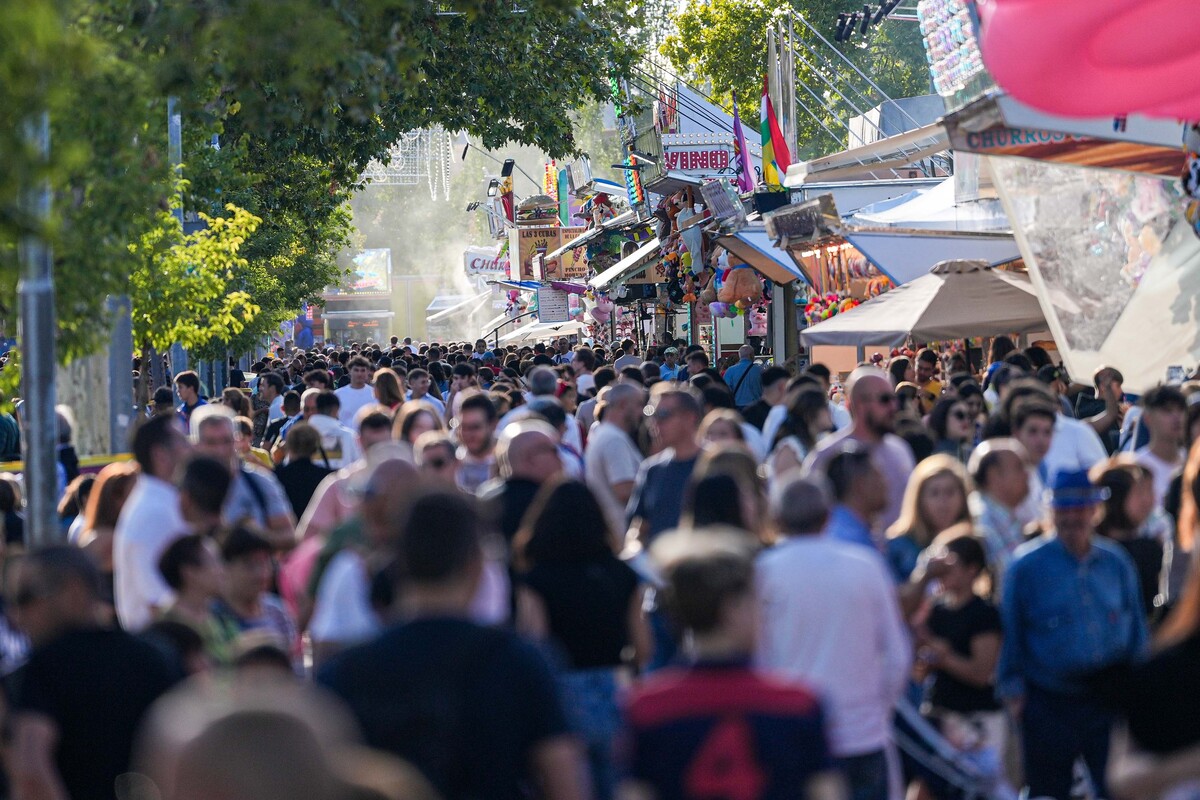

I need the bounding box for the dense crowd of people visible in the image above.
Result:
[2,331,1200,800]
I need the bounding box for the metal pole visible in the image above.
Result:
[106,295,133,453]
[167,97,188,394]
[17,112,59,545]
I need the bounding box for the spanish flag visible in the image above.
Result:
[760,74,792,187]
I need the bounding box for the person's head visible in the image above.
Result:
[179,455,233,527]
[775,387,832,452]
[916,348,939,385]
[450,362,477,393]
[372,368,405,408]
[280,391,302,419]
[683,472,756,534]
[527,366,558,397]
[132,413,191,481]
[653,532,758,653]
[646,384,703,450]
[1011,398,1057,464]
[193,406,239,469]
[759,366,790,406]
[928,525,989,599]
[414,432,459,484]
[824,443,887,519]
[663,346,679,367]
[888,356,915,387]
[358,410,393,452]
[698,410,745,448]
[928,397,974,443]
[1036,364,1069,398]
[1141,384,1187,447]
[1091,459,1156,539]
[737,344,753,362]
[396,490,483,605]
[988,335,1016,365]
[175,371,201,405]
[457,393,497,458]
[314,390,340,420]
[571,347,596,376]
[474,339,487,354]
[598,382,645,433]
[968,438,1030,508]
[219,526,274,605]
[1093,366,1124,396]
[1049,468,1108,546]
[407,368,432,398]
[260,372,285,402]
[496,419,561,484]
[769,473,833,535]
[82,462,138,533]
[300,388,320,419]
[303,369,331,391]
[394,401,445,445]
[283,422,322,462]
[514,480,614,569]
[221,387,250,418]
[346,356,372,388]
[957,382,986,419]
[144,619,209,676]
[684,350,709,376]
[153,386,176,414]
[159,533,225,599]
[888,454,971,548]
[8,547,103,647]
[846,366,896,438]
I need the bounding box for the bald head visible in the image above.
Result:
[738,345,754,360]
[497,420,561,482]
[770,473,833,535]
[846,366,890,404]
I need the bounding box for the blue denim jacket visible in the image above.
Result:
[998,534,1148,698]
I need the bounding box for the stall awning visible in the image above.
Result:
[479,310,524,339]
[644,170,703,196]
[496,320,586,344]
[716,225,806,285]
[426,293,490,322]
[543,210,640,261]
[322,310,396,318]
[488,280,540,293]
[785,122,949,186]
[800,260,1046,347]
[588,238,662,291]
[841,229,1021,285]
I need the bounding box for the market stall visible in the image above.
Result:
[799,259,1047,348]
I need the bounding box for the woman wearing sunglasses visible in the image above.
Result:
[929,397,976,465]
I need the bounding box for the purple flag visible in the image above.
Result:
[731,91,756,194]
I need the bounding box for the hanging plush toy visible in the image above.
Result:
[682,274,698,303]
[591,294,614,324]
[748,307,768,336]
[717,265,764,305]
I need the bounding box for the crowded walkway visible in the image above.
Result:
[1,335,1198,800]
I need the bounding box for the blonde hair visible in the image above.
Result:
[887,453,971,548]
[698,410,745,444]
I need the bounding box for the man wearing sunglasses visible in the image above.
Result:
[807,367,916,539]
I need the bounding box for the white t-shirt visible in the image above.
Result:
[335,384,376,429]
[585,422,644,533]
[755,536,910,757]
[1135,446,1185,507]
[310,550,379,647]
[307,414,362,470]
[576,373,596,397]
[1043,413,1108,478]
[113,475,189,632]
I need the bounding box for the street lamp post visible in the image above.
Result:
[454,132,542,193]
[18,112,60,545]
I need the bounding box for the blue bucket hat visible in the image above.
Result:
[1049,468,1110,508]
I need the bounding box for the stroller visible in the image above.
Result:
[894,697,1018,800]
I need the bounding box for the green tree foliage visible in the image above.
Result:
[130,202,261,354]
[0,0,643,375]
[661,0,929,159]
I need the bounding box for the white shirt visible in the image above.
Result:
[755,536,910,757]
[575,373,596,397]
[1135,446,1185,507]
[310,550,379,647]
[406,391,445,415]
[335,384,376,429]
[1043,413,1107,478]
[113,475,189,632]
[307,414,362,470]
[585,421,644,534]
[267,395,285,423]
